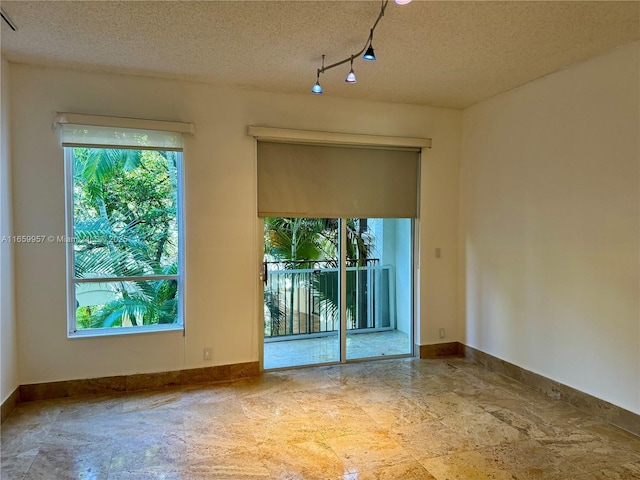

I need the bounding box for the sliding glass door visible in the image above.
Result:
[263,218,340,369]
[256,138,420,369]
[345,218,413,360]
[262,217,412,369]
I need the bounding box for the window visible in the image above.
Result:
[60,120,187,336]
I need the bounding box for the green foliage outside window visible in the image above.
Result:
[263,217,375,334]
[71,147,180,330]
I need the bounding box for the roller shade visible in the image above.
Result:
[257,141,419,218]
[56,113,194,151]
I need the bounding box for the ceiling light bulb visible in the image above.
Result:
[395,0,412,4]
[345,69,357,83]
[311,81,323,94]
[363,45,376,61]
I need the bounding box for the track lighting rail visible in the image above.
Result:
[312,0,410,94]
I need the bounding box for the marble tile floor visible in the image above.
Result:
[264,330,411,369]
[1,358,639,480]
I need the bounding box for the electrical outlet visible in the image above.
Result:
[203,347,212,361]
[439,328,445,339]
[435,248,441,258]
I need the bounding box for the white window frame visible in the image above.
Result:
[64,147,185,338]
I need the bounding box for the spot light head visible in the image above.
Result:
[311,81,323,94]
[345,57,357,83]
[363,45,376,61]
[345,69,357,83]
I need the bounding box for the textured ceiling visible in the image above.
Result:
[1,1,638,108]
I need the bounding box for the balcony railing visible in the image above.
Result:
[264,259,394,340]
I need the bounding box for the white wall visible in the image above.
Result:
[0,57,18,403]
[10,64,461,384]
[378,218,413,335]
[374,218,410,334]
[460,41,640,413]
[394,219,413,335]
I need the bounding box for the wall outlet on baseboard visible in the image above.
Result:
[439,328,446,339]
[203,347,212,361]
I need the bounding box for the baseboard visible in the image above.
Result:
[1,387,20,424]
[461,344,640,437]
[418,342,463,359]
[18,361,260,403]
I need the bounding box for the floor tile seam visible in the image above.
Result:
[321,441,379,476]
[390,417,449,436]
[55,407,128,423]
[473,382,534,402]
[353,392,424,411]
[413,448,485,476]
[5,417,57,431]
[289,393,348,407]
[318,426,385,442]
[363,408,441,431]
[180,391,241,404]
[396,437,445,467]
[415,403,486,420]
[416,447,534,480]
[322,438,359,476]
[555,423,620,446]
[0,430,54,458]
[24,442,116,479]
[374,428,417,461]
[476,438,546,455]
[359,411,402,432]
[437,401,526,427]
[285,386,341,414]
[598,422,640,440]
[413,461,441,480]
[0,423,43,439]
[255,436,346,477]
[395,420,467,456]
[248,419,310,445]
[445,430,527,451]
[482,405,552,434]
[264,384,324,411]
[577,462,639,479]
[535,434,639,454]
[567,457,640,477]
[107,452,191,477]
[532,443,640,477]
[184,444,268,473]
[325,404,377,430]
[283,380,343,394]
[181,459,272,479]
[0,411,63,430]
[489,402,599,431]
[3,451,38,479]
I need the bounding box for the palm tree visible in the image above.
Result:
[73,147,179,329]
[76,264,178,329]
[263,217,375,333]
[264,217,331,334]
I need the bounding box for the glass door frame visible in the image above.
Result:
[258,217,415,371]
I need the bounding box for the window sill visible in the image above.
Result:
[68,323,184,339]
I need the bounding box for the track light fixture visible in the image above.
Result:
[311,0,411,94]
[362,44,376,61]
[312,56,325,94]
[345,57,357,83]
